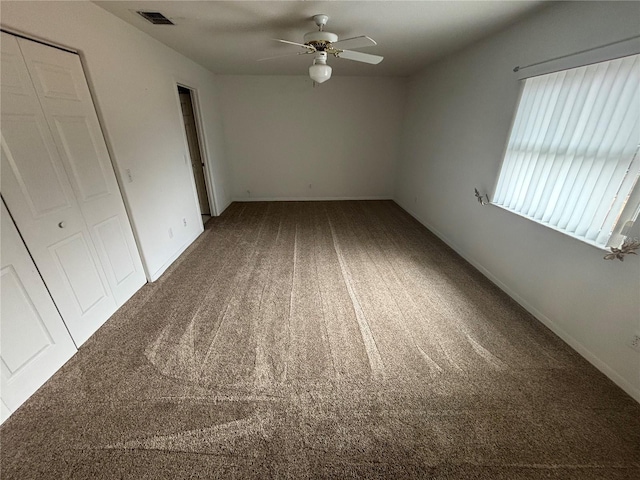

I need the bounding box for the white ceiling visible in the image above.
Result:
[94,1,546,77]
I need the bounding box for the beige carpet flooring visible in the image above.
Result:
[1,201,639,479]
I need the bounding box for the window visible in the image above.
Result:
[493,54,639,249]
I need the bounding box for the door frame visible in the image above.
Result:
[174,81,217,217]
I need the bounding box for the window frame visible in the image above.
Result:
[491,54,640,251]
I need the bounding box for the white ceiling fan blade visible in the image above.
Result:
[273,39,315,51]
[336,50,384,65]
[258,51,314,62]
[331,36,377,50]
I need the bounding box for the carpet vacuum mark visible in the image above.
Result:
[1,201,639,479]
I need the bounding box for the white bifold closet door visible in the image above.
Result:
[1,200,77,420]
[0,32,146,347]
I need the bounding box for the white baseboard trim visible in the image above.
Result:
[148,227,204,282]
[394,198,640,404]
[231,196,393,202]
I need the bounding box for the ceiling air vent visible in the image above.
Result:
[136,11,174,25]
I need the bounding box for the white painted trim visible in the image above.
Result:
[395,198,640,404]
[149,226,203,282]
[1,398,12,425]
[232,196,393,202]
[182,84,218,216]
[172,80,208,221]
[0,26,77,54]
[217,198,233,214]
[79,53,149,286]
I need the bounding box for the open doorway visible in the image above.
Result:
[178,85,211,223]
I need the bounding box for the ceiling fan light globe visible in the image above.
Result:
[309,64,332,83]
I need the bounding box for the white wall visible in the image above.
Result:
[396,1,640,401]
[217,75,405,200]
[1,1,232,281]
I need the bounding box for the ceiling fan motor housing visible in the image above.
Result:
[303,31,338,50]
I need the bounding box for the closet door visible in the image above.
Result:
[17,37,146,306]
[0,32,144,346]
[1,32,117,345]
[1,200,77,418]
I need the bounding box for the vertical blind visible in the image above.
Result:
[493,54,640,248]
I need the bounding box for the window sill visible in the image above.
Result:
[491,203,611,253]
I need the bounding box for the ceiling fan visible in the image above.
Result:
[259,14,384,84]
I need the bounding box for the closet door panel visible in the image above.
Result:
[94,216,137,285]
[1,266,55,373]
[53,115,111,200]
[1,113,71,216]
[49,232,109,313]
[17,38,146,305]
[1,201,76,416]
